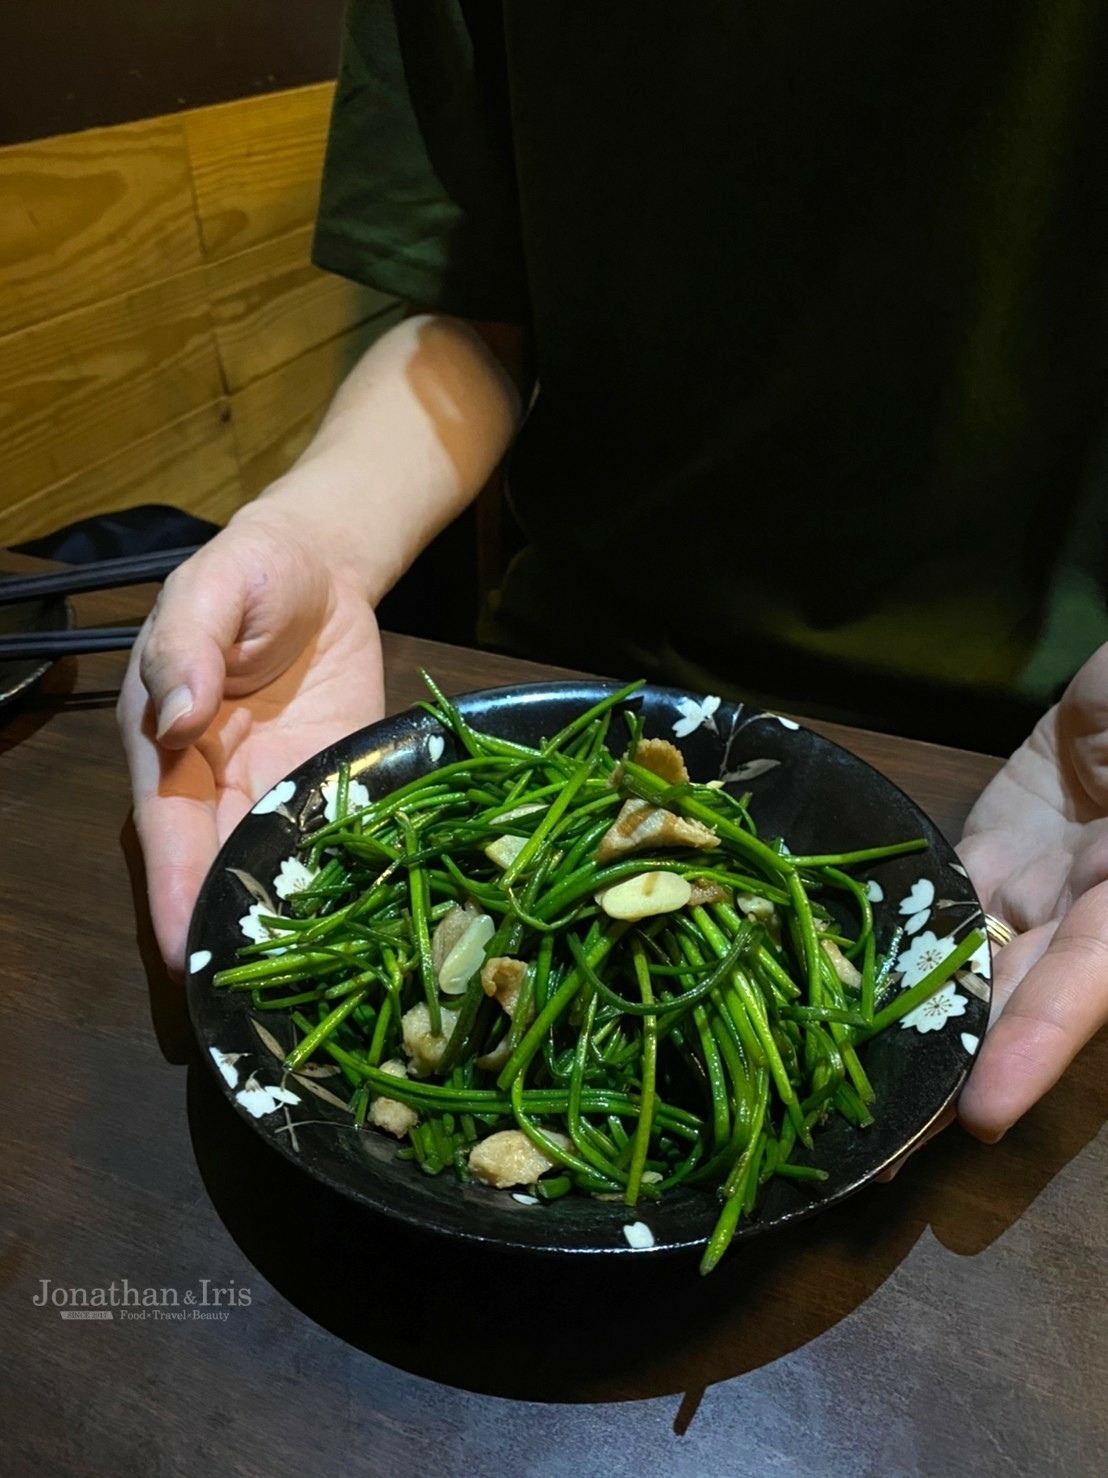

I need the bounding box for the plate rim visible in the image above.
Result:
[185,678,990,1257]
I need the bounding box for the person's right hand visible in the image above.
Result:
[117,504,386,976]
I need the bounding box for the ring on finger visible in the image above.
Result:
[985,914,1016,949]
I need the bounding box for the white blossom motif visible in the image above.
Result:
[189,949,212,974]
[252,779,296,815]
[770,714,800,730]
[967,936,990,976]
[864,880,885,903]
[209,1047,243,1088]
[234,1075,301,1119]
[899,878,935,916]
[428,734,446,764]
[239,902,294,947]
[273,857,318,899]
[954,934,992,1002]
[898,878,934,936]
[899,981,968,1034]
[322,775,370,823]
[960,1032,981,1054]
[895,928,957,987]
[949,863,969,878]
[622,1221,656,1249]
[672,694,721,738]
[511,1193,539,1206]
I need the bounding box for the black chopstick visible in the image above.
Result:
[0,626,142,661]
[0,545,200,605]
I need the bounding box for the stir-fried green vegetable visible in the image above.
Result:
[215,678,983,1274]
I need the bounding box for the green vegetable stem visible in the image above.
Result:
[213,677,984,1273]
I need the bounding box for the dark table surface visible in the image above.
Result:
[1,578,1105,1478]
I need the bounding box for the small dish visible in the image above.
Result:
[0,593,70,710]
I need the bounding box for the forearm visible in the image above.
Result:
[231,314,526,605]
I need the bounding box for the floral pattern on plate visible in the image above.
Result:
[672,694,721,738]
[899,981,969,1034]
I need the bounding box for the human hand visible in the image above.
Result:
[956,642,1108,1141]
[118,505,386,975]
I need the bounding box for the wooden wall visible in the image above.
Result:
[0,83,404,545]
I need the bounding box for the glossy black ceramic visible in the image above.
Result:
[0,595,69,709]
[186,682,990,1258]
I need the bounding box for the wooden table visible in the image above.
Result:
[2,581,1105,1478]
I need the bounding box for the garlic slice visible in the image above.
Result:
[437,913,495,995]
[597,871,692,921]
[483,834,528,870]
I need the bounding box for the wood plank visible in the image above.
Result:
[184,83,335,261]
[209,226,397,392]
[0,267,223,507]
[1,401,243,543]
[229,306,405,497]
[0,118,202,337]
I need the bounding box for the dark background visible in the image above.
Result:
[0,0,345,145]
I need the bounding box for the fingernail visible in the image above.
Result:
[156,684,194,739]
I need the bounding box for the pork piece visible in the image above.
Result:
[596,797,719,863]
[468,1128,571,1189]
[401,1001,459,1077]
[366,1058,419,1137]
[633,737,690,786]
[481,956,528,1019]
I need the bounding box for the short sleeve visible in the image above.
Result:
[312,0,529,322]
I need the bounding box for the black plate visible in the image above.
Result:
[0,594,69,709]
[185,681,991,1258]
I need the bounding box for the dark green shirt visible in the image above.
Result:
[314,1,1108,749]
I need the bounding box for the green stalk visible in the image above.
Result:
[624,939,658,1206]
[284,988,367,1073]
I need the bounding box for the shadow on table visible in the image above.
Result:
[121,815,194,1066]
[185,1045,1106,1410]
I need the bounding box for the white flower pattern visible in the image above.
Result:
[252,779,296,815]
[899,981,968,1034]
[428,734,445,764]
[895,928,957,987]
[899,878,935,916]
[672,694,721,738]
[273,857,318,899]
[234,1075,301,1119]
[209,1047,243,1088]
[322,775,371,823]
[239,902,294,948]
[967,936,991,977]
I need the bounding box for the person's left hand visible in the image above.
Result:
[117,508,386,977]
[955,641,1108,1142]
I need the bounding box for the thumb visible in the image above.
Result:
[1060,640,1108,811]
[139,541,249,747]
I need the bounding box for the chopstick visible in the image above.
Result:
[0,545,200,605]
[0,626,142,661]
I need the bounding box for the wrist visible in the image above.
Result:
[229,472,386,605]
